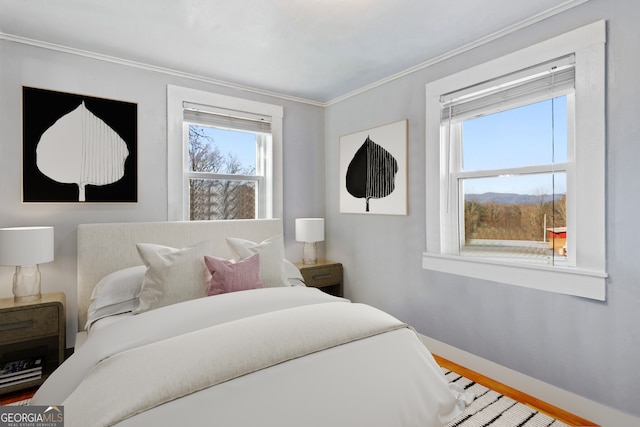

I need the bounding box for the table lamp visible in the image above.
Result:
[0,226,54,302]
[295,218,324,265]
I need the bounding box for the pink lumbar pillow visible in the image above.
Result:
[204,253,264,296]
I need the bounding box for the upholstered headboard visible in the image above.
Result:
[76,219,283,331]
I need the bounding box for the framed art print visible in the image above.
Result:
[339,119,407,215]
[22,87,137,203]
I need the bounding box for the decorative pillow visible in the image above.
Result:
[135,241,210,314]
[226,235,289,288]
[204,253,263,296]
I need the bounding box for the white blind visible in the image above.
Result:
[183,102,272,133]
[441,54,575,122]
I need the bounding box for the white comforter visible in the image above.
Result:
[33,287,467,427]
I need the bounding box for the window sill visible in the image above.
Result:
[422,253,606,300]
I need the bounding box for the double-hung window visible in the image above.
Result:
[167,86,283,221]
[442,55,574,266]
[424,21,606,300]
[183,103,270,220]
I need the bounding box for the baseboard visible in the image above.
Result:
[420,334,640,427]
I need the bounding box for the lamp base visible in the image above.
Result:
[13,265,42,303]
[302,242,318,265]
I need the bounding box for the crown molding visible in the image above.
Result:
[1,0,589,108]
[324,0,590,106]
[0,32,325,107]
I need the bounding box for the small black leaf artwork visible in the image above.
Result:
[345,135,398,212]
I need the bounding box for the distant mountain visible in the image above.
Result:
[465,192,564,205]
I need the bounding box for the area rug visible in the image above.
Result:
[443,368,571,427]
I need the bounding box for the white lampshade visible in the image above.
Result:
[0,226,54,302]
[0,227,54,266]
[295,218,324,265]
[295,218,325,243]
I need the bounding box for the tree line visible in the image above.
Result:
[464,195,566,242]
[188,126,256,220]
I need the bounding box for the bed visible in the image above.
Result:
[32,219,470,427]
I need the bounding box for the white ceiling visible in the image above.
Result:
[0,0,587,104]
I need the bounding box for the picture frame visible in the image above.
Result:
[339,119,408,215]
[22,87,137,203]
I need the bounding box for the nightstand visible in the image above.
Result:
[0,292,65,394]
[294,260,343,297]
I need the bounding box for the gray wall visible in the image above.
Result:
[0,40,325,339]
[1,0,638,420]
[325,0,640,418]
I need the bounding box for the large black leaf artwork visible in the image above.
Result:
[22,87,137,203]
[345,136,398,212]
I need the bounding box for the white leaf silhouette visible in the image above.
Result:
[36,101,129,201]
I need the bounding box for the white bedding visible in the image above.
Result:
[87,287,306,339]
[47,220,470,426]
[83,254,305,334]
[34,287,468,427]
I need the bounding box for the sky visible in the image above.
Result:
[195,126,257,170]
[461,96,567,196]
[191,96,568,196]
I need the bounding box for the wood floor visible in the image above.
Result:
[433,354,599,427]
[0,387,37,405]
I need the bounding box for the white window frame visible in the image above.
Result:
[424,21,607,300]
[444,56,575,265]
[167,85,283,221]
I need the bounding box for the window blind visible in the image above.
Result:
[183,102,272,133]
[440,54,575,122]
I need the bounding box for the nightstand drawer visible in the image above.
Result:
[295,261,343,298]
[302,265,342,286]
[0,306,58,342]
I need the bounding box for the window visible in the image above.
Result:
[424,21,606,300]
[184,104,269,220]
[167,86,283,221]
[443,55,573,267]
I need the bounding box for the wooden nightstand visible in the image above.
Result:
[294,260,343,297]
[0,292,65,394]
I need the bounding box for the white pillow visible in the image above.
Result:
[283,259,305,286]
[89,265,146,309]
[226,235,289,288]
[86,300,137,330]
[135,241,211,314]
[85,265,146,329]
